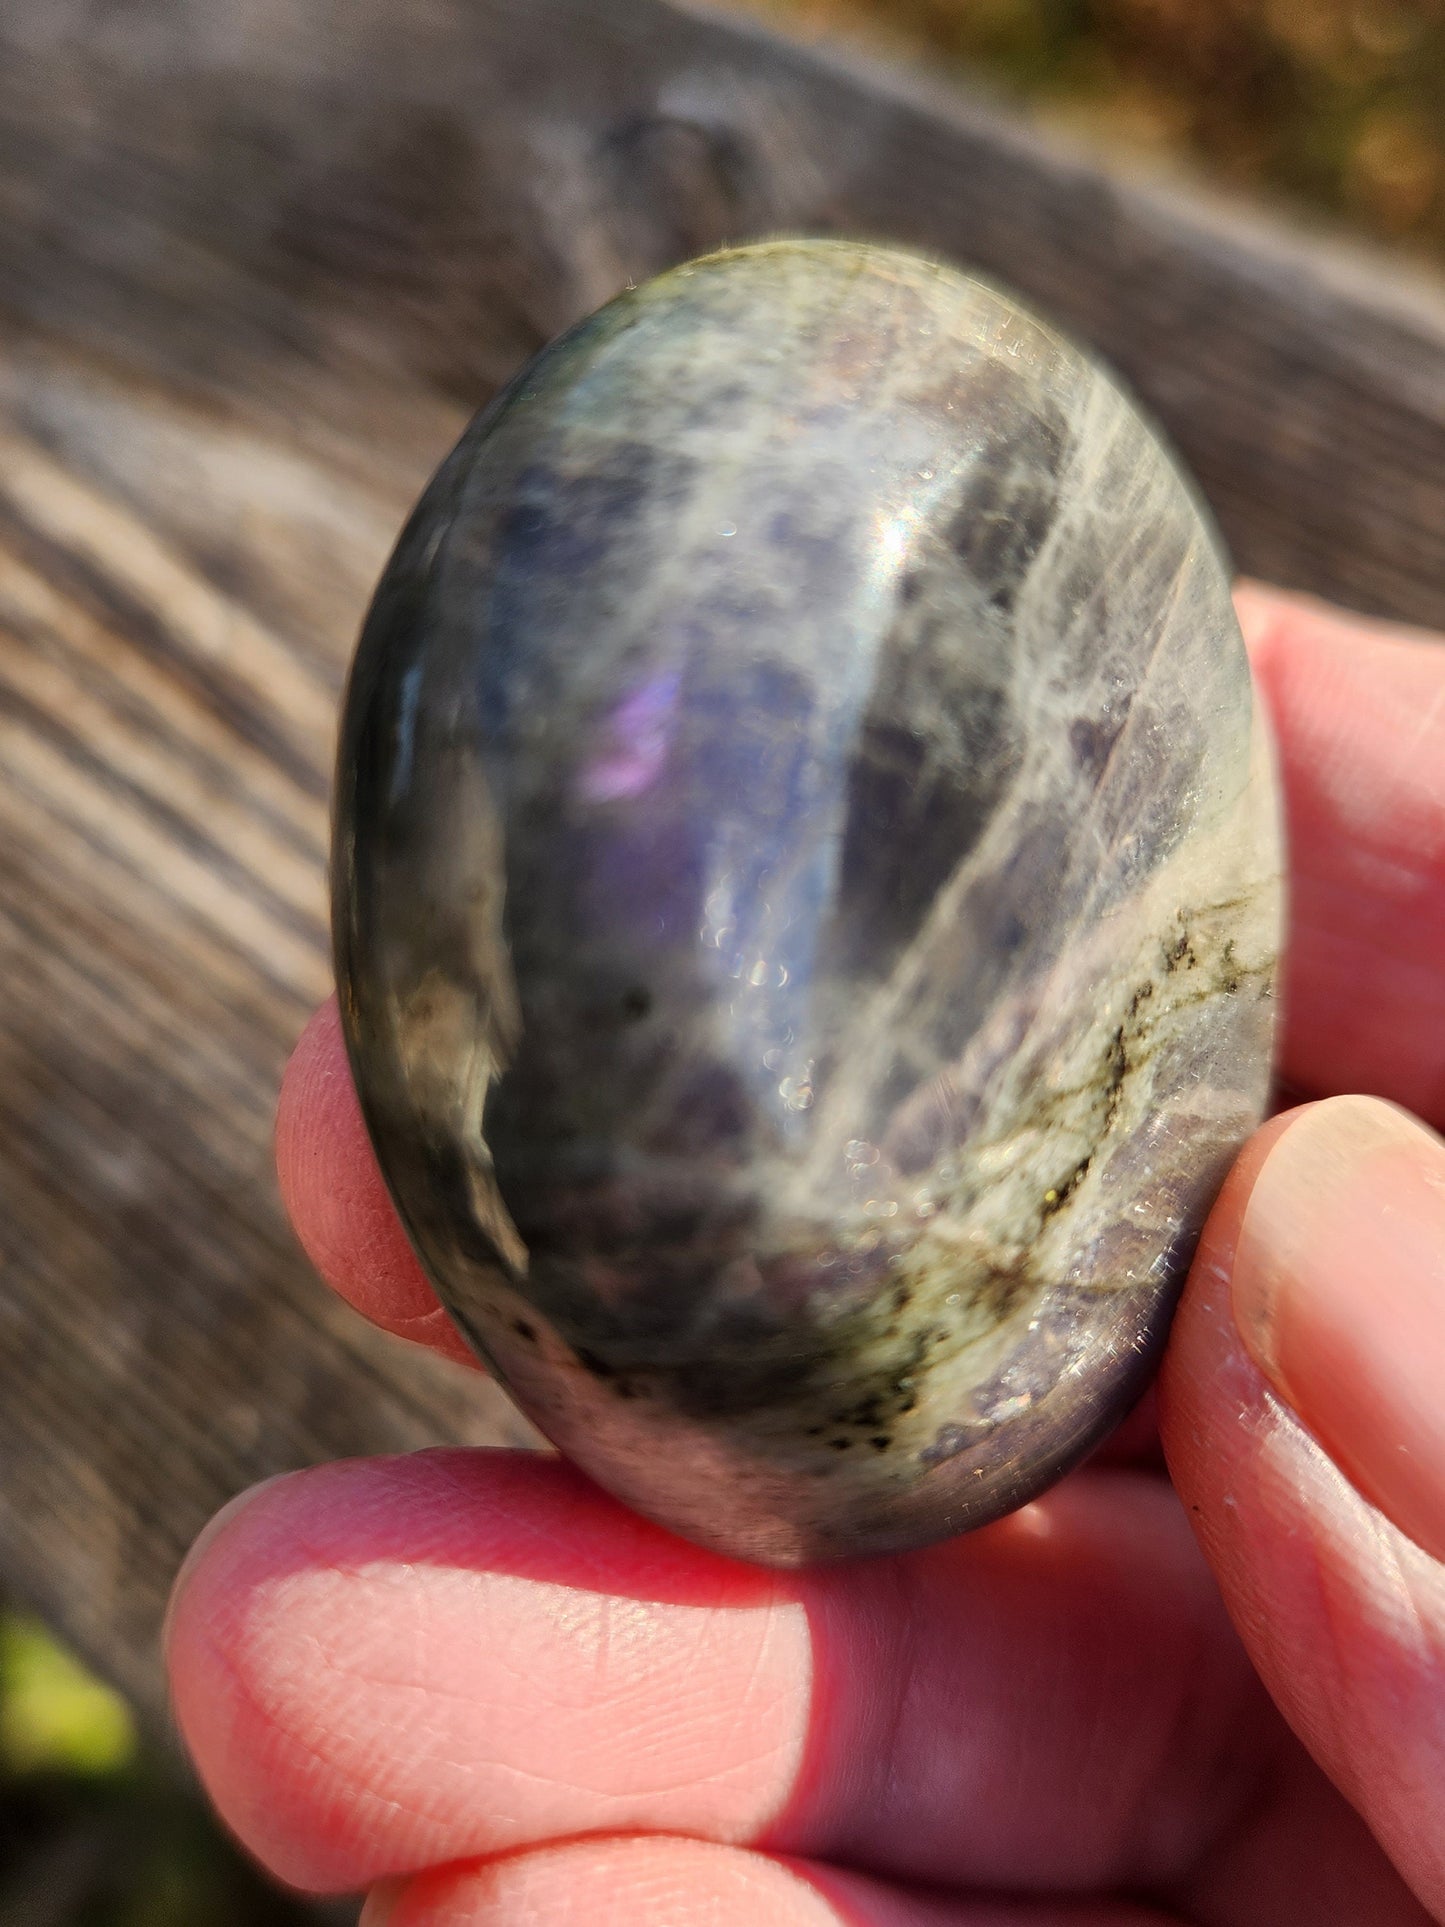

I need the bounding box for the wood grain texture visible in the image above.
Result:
[0,331,543,1729]
[2,0,1445,1725]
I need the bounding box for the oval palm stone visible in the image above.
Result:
[334,239,1282,1565]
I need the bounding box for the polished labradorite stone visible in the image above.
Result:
[334,239,1282,1565]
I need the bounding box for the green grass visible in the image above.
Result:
[0,1618,138,1780]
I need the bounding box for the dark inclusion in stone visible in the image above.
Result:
[334,239,1283,1565]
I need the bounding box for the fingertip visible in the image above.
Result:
[162,1450,809,1894]
[165,1464,340,1887]
[1226,1096,1445,1562]
[163,1472,289,1663]
[276,1000,477,1366]
[1161,1101,1445,1915]
[1165,1096,1445,1564]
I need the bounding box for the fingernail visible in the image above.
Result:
[162,1474,288,1656]
[359,1879,404,1927]
[1232,1096,1445,1560]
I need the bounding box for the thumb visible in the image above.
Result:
[1160,1097,1445,1916]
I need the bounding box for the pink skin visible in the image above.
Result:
[168,585,1445,1925]
[1232,584,1445,1125]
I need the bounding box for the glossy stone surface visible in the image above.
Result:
[334,239,1282,1565]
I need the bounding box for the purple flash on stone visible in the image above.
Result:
[578,670,682,803]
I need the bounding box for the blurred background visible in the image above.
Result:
[0,1610,317,1924]
[2,0,1441,1921]
[748,0,1445,255]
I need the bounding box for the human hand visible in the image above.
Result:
[165,584,1445,1926]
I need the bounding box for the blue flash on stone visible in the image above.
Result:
[333,239,1283,1565]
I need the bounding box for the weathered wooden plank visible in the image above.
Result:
[0,337,540,1726]
[8,0,1445,622]
[2,0,1445,1727]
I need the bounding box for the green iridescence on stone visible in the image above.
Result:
[334,240,1283,1565]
